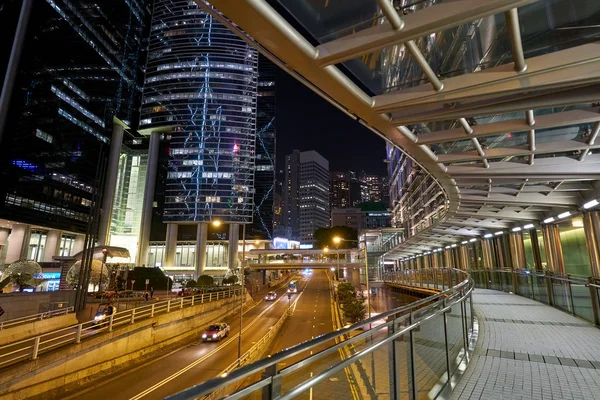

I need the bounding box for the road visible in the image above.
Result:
[61,272,323,400]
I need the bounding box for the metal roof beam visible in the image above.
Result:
[376,42,600,113]
[416,107,600,145]
[315,0,538,66]
[437,140,600,164]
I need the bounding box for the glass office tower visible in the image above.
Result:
[141,0,258,224]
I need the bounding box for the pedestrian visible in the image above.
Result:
[150,286,154,298]
[144,292,149,302]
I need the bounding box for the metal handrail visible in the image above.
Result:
[0,288,243,369]
[167,269,473,400]
[0,307,74,330]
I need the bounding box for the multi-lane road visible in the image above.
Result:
[62,270,338,400]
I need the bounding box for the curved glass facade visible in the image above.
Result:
[141,0,258,223]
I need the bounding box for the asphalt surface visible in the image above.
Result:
[61,272,323,400]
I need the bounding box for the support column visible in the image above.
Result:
[509,232,526,270]
[443,249,452,268]
[583,211,600,278]
[195,223,208,277]
[164,223,178,267]
[481,239,494,269]
[0,0,33,144]
[136,131,161,266]
[542,224,565,275]
[0,228,9,263]
[459,246,469,270]
[98,120,125,245]
[228,223,240,271]
[529,228,544,271]
[73,235,85,255]
[43,230,62,262]
[6,224,30,264]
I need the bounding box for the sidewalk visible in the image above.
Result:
[452,289,600,399]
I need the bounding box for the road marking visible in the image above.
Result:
[127,290,288,400]
[309,372,313,400]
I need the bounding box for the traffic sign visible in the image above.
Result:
[145,279,149,285]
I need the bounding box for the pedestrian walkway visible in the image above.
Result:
[452,289,600,400]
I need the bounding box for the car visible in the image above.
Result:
[93,304,114,326]
[265,291,277,301]
[202,323,230,341]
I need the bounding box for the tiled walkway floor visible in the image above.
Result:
[452,289,600,400]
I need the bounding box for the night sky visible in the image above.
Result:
[275,68,387,176]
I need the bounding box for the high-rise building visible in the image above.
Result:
[360,174,388,204]
[0,0,150,264]
[330,171,361,209]
[283,150,330,245]
[137,1,258,275]
[249,55,276,240]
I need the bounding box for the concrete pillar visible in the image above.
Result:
[73,235,85,255]
[583,211,600,277]
[6,224,30,264]
[136,131,161,266]
[164,223,178,267]
[443,249,452,268]
[459,246,469,270]
[529,228,544,271]
[43,230,62,262]
[97,121,125,245]
[195,223,208,277]
[509,232,526,269]
[0,228,9,247]
[542,224,565,275]
[228,223,240,271]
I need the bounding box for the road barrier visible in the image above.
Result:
[0,288,243,369]
[0,307,74,331]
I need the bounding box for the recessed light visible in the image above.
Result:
[544,217,555,224]
[512,227,521,232]
[557,211,571,219]
[484,233,493,238]
[583,199,599,209]
[523,224,534,229]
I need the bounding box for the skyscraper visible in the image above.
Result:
[249,55,276,240]
[330,171,361,209]
[0,0,150,263]
[283,150,330,245]
[137,1,258,275]
[360,174,388,204]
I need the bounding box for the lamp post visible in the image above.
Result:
[333,237,341,281]
[99,248,108,293]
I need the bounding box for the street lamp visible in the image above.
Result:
[211,220,222,227]
[333,237,342,281]
[99,248,108,293]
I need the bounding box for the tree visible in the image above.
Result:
[197,275,214,287]
[185,279,197,288]
[129,267,172,291]
[337,282,356,304]
[228,275,239,284]
[3,260,43,292]
[344,297,366,324]
[314,226,358,250]
[66,260,108,291]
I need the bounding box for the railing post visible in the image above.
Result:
[588,278,600,327]
[407,312,417,400]
[167,300,171,312]
[512,271,519,294]
[109,314,114,332]
[201,294,204,304]
[566,277,575,314]
[545,273,555,307]
[181,297,184,309]
[131,308,136,324]
[442,298,451,380]
[191,295,195,306]
[75,323,82,344]
[32,336,40,360]
[530,275,535,300]
[484,270,491,289]
[261,363,280,400]
[151,303,155,317]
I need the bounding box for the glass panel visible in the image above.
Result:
[537,229,547,269]
[522,231,536,271]
[532,274,549,305]
[516,273,532,299]
[552,279,572,313]
[413,306,447,399]
[558,219,592,276]
[570,280,594,324]
[446,298,465,375]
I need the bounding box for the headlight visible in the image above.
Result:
[265,296,268,300]
[212,334,218,338]
[202,334,207,338]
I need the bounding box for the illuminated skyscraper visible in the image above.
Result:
[137,0,258,275]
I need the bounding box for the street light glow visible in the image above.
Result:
[333,236,342,244]
[323,247,329,253]
[212,220,222,227]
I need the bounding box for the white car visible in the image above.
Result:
[202,323,230,341]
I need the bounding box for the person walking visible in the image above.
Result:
[144,292,149,303]
[150,286,154,299]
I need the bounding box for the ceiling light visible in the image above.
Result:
[450,244,457,248]
[523,224,534,229]
[469,238,477,242]
[484,233,493,238]
[583,199,599,209]
[494,231,503,236]
[544,217,555,224]
[572,218,584,228]
[512,227,522,232]
[557,211,571,219]
[444,245,450,249]
[461,241,468,244]
[437,248,443,252]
